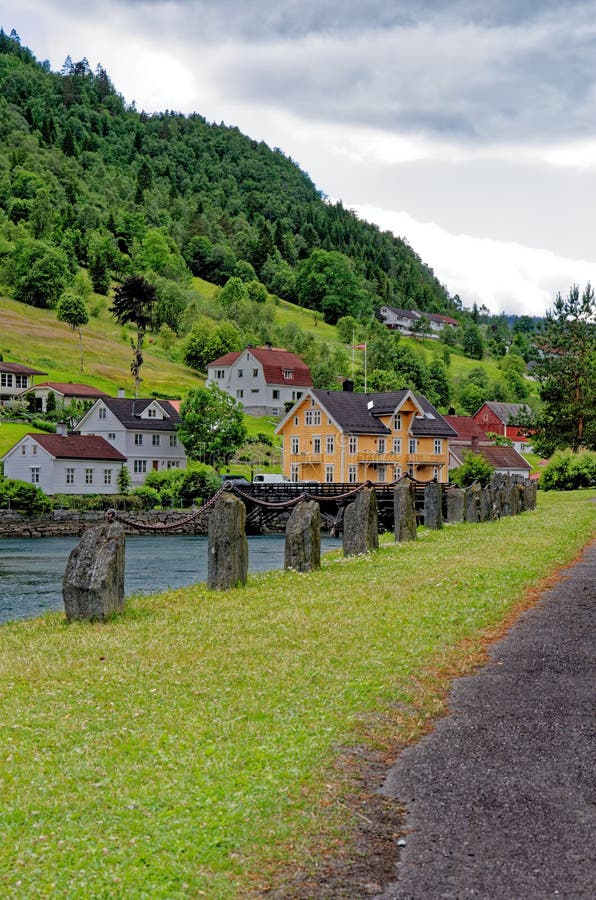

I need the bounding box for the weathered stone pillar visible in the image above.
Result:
[479,486,493,521]
[393,479,417,541]
[465,484,480,523]
[207,492,248,590]
[445,487,465,523]
[63,522,125,621]
[424,482,443,529]
[285,500,321,572]
[343,487,378,556]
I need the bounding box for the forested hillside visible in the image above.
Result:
[0,29,454,325]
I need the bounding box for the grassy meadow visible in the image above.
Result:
[0,490,594,897]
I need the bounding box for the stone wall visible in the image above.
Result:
[0,509,208,538]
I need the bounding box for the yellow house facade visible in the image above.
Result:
[276,387,455,484]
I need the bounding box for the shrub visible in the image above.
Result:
[0,479,52,514]
[450,451,495,488]
[132,486,161,509]
[540,449,596,491]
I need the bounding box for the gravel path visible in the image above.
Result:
[377,540,595,899]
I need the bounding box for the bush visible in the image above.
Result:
[450,451,495,488]
[540,449,596,491]
[131,486,161,509]
[0,478,52,514]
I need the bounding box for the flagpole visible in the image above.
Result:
[364,342,367,393]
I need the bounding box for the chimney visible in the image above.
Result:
[342,379,354,392]
[471,434,480,452]
[265,342,272,350]
[118,387,125,398]
[56,422,67,437]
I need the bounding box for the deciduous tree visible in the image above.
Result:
[57,290,89,372]
[177,384,247,470]
[111,275,157,397]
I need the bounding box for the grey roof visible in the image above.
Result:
[312,389,456,437]
[99,398,180,431]
[480,402,531,423]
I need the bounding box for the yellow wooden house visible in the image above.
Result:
[275,386,455,484]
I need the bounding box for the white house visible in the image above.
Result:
[2,431,126,495]
[18,381,111,413]
[206,345,313,416]
[75,397,186,486]
[0,362,47,404]
[378,306,458,338]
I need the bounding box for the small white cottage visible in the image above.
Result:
[2,431,127,495]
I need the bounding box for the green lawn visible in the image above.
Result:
[0,422,44,457]
[0,490,594,897]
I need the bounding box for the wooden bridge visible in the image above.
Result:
[225,481,427,535]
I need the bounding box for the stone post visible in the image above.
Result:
[285,500,321,572]
[393,479,417,541]
[207,492,248,590]
[424,482,443,529]
[479,486,493,521]
[63,522,125,621]
[465,484,480,523]
[445,487,465,523]
[343,487,378,556]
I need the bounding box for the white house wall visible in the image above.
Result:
[208,351,305,416]
[2,439,122,494]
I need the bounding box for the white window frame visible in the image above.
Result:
[348,464,358,484]
[133,460,147,474]
[104,469,112,485]
[409,438,417,454]
[377,438,386,454]
[349,436,358,454]
[313,436,321,454]
[152,434,161,446]
[325,465,334,483]
[85,468,93,485]
[30,466,40,484]
[134,433,143,445]
[66,468,75,485]
[393,437,402,454]
[291,436,299,454]
[434,439,443,455]
[326,435,335,454]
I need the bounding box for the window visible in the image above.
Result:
[85,468,93,484]
[313,436,321,454]
[134,433,143,445]
[99,406,107,419]
[152,434,160,446]
[1,373,12,387]
[30,467,40,484]
[377,438,386,454]
[216,369,224,379]
[104,469,112,485]
[326,435,335,454]
[433,466,440,480]
[409,438,417,454]
[15,375,26,388]
[393,465,402,479]
[236,389,244,399]
[305,410,313,425]
[134,460,147,474]
[294,416,299,426]
[167,461,179,469]
[434,439,443,455]
[290,464,299,482]
[20,444,26,455]
[393,413,402,430]
[325,465,334,483]
[66,468,75,485]
[349,436,358,454]
[291,437,299,454]
[283,368,293,380]
[393,437,402,454]
[169,434,178,447]
[147,408,157,418]
[250,388,259,394]
[272,389,280,400]
[348,464,357,483]
[313,410,321,425]
[378,466,386,483]
[252,368,258,377]
[31,445,36,455]
[237,368,243,378]
[108,432,116,441]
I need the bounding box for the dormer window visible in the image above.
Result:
[283,369,294,380]
[147,408,157,418]
[393,413,402,430]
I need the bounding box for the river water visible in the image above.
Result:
[0,534,340,625]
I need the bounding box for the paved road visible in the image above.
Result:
[377,540,595,899]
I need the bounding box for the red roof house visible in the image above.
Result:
[207,345,313,416]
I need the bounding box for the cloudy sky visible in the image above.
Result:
[3,0,596,316]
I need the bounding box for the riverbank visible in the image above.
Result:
[0,490,594,898]
[0,508,207,537]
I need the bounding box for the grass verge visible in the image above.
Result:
[0,490,594,897]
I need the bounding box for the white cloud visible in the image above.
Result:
[354,205,596,316]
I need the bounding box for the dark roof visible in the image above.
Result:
[29,433,126,461]
[312,389,456,437]
[209,346,312,387]
[476,401,531,423]
[451,444,530,470]
[99,398,180,431]
[444,415,491,442]
[0,362,47,376]
[426,312,458,326]
[381,306,419,320]
[23,381,110,398]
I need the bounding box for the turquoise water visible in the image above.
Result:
[0,534,339,624]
